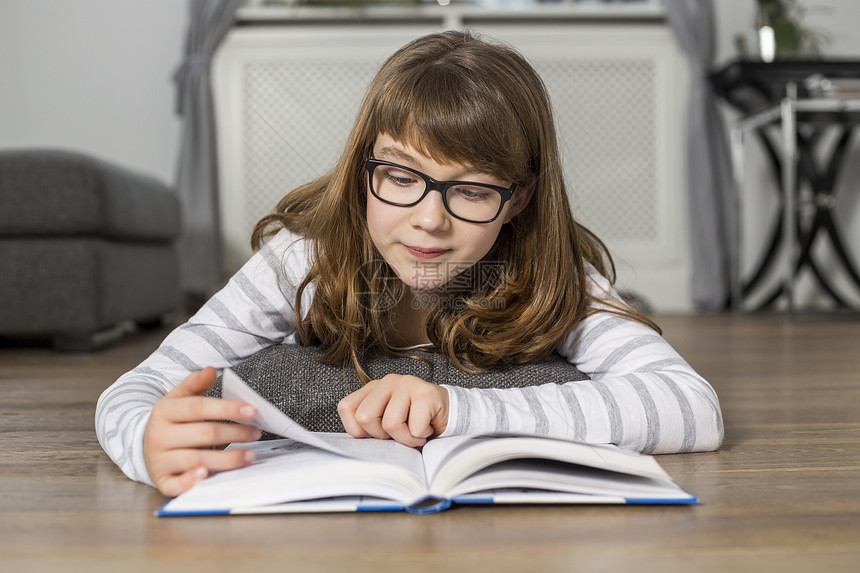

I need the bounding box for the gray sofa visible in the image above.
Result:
[0,149,181,350]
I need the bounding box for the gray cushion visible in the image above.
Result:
[0,238,179,334]
[0,149,179,241]
[0,149,181,343]
[210,344,588,433]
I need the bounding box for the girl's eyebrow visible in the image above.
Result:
[376,145,490,180]
[376,145,420,166]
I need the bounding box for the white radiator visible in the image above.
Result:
[213,20,691,310]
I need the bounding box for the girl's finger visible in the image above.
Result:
[406,402,435,442]
[165,367,219,399]
[151,420,262,451]
[152,447,256,483]
[381,390,425,447]
[350,385,393,440]
[407,384,448,439]
[338,381,375,412]
[156,465,209,498]
[337,383,375,438]
[157,395,256,424]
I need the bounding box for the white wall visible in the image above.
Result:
[711,0,860,308]
[0,0,187,184]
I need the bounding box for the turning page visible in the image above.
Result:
[221,368,425,473]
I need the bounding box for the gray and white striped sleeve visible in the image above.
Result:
[95,229,311,485]
[439,267,724,454]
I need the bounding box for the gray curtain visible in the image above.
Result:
[173,0,243,296]
[666,0,735,311]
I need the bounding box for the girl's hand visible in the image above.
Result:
[143,367,262,497]
[337,374,449,447]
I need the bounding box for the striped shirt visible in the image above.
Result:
[95,229,723,486]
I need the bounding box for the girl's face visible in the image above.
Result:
[366,134,525,291]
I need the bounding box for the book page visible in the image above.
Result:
[418,435,482,483]
[163,438,427,512]
[221,368,425,478]
[441,459,691,501]
[222,368,352,458]
[306,434,426,481]
[421,434,673,493]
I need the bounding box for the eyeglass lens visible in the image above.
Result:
[371,163,502,222]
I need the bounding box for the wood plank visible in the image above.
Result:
[2,314,860,571]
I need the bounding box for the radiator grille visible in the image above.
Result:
[244,59,380,234]
[535,58,658,242]
[240,56,659,247]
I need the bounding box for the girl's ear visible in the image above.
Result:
[502,176,536,224]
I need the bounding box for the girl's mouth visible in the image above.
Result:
[404,245,450,260]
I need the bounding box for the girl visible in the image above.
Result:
[96,30,723,497]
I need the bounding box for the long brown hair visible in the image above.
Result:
[252,30,658,382]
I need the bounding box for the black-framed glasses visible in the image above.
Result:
[365,158,517,224]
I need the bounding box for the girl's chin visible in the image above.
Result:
[390,270,448,292]
[400,280,448,292]
[391,265,448,291]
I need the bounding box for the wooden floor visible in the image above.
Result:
[2,313,860,572]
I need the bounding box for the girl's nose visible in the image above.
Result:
[410,190,451,232]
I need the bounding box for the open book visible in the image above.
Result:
[157,369,696,516]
